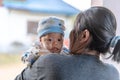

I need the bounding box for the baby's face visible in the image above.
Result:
[40,33,63,53]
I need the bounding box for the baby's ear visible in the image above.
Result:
[39,38,42,42]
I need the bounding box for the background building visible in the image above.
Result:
[0,0,79,53]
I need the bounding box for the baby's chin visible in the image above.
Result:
[49,48,61,53]
[50,50,61,54]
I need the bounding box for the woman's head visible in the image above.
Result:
[70,6,120,62]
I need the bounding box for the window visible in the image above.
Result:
[27,21,38,35]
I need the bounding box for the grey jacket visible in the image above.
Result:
[15,54,120,80]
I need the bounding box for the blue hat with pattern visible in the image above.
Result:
[37,17,65,38]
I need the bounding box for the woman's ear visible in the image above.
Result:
[80,29,90,43]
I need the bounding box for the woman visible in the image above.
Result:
[15,6,120,80]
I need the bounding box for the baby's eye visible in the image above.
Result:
[58,39,62,41]
[47,39,52,41]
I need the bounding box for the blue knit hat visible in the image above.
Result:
[37,17,65,38]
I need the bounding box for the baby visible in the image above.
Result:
[21,17,69,67]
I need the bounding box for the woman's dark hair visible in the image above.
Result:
[70,6,120,62]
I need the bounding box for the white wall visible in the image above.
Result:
[0,7,28,52]
[0,7,10,52]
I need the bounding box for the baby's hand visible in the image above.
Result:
[21,46,40,67]
[21,41,50,67]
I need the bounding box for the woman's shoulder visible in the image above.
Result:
[103,63,119,77]
[104,63,118,71]
[38,54,67,60]
[34,54,68,65]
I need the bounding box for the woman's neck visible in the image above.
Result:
[82,49,100,57]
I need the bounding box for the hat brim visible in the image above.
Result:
[38,27,64,38]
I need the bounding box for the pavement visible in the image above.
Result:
[0,63,26,80]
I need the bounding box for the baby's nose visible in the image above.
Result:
[52,40,59,46]
[53,41,58,45]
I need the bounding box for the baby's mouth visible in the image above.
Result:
[51,47,60,53]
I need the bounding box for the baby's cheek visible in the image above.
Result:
[57,43,62,47]
[46,43,53,49]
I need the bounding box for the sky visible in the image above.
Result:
[63,0,91,11]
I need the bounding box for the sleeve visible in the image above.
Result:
[15,54,59,80]
[14,68,27,80]
[14,58,46,80]
[15,55,56,80]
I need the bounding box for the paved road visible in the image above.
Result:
[0,63,26,80]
